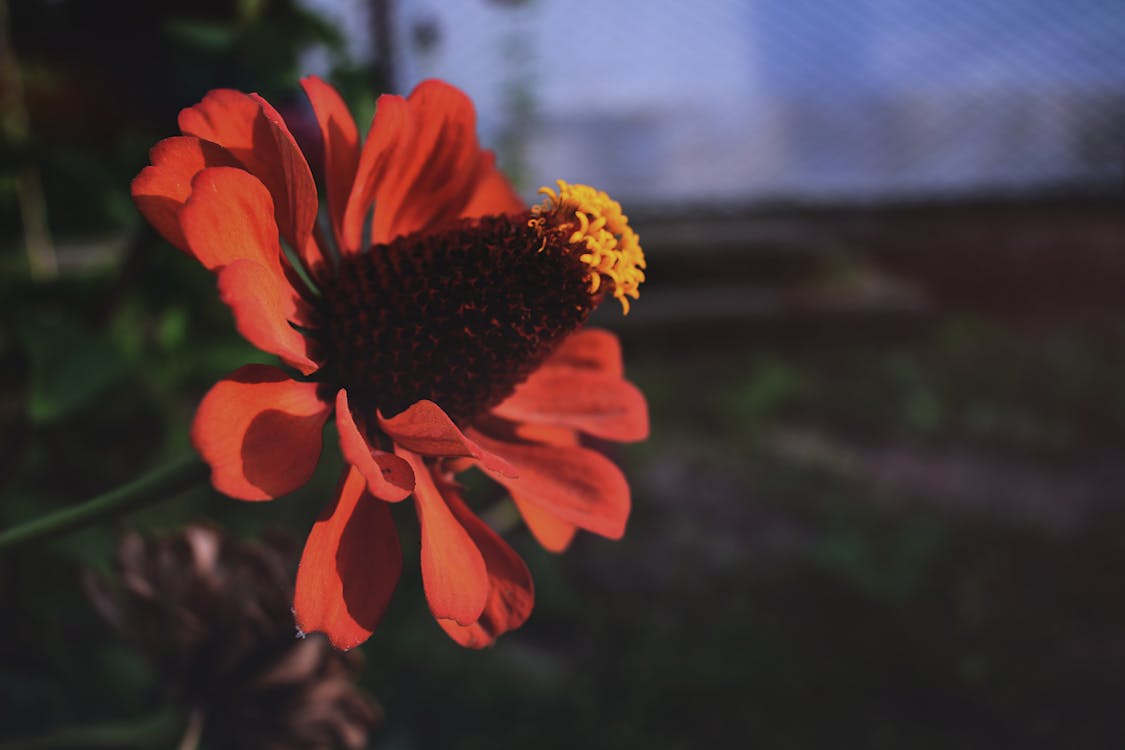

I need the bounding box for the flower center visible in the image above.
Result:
[318,183,644,425]
[532,180,646,314]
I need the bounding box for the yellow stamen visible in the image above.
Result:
[531,180,646,314]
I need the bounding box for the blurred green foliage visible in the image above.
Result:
[1,0,385,245]
[0,3,380,743]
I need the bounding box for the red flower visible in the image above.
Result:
[132,77,648,650]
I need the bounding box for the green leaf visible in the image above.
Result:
[18,314,131,424]
[163,19,238,52]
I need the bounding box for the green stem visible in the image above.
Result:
[176,709,205,750]
[0,708,182,750]
[0,454,208,552]
[480,497,522,535]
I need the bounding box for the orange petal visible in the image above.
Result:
[401,451,489,626]
[294,466,402,650]
[492,367,649,442]
[179,167,285,274]
[216,260,319,374]
[378,400,516,478]
[341,80,487,249]
[300,76,359,252]
[374,80,487,244]
[131,136,238,252]
[459,151,525,220]
[469,430,631,540]
[341,92,406,254]
[512,422,580,447]
[178,89,322,273]
[547,328,624,377]
[511,495,578,553]
[191,364,330,501]
[335,389,414,501]
[437,478,534,648]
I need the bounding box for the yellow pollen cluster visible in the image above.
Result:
[532,180,646,314]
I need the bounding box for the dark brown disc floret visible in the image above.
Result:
[318,212,597,424]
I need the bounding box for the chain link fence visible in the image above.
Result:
[387,0,1125,205]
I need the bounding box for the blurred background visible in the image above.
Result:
[3,0,1125,747]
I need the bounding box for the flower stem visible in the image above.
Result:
[480,498,522,535]
[175,709,205,750]
[0,454,208,552]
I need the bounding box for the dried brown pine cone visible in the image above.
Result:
[84,525,381,750]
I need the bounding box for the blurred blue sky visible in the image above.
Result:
[303,0,1125,204]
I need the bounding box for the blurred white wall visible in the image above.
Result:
[305,0,1125,205]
